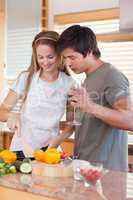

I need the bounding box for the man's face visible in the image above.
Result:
[62,48,89,74]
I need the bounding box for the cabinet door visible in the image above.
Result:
[0,0,5,91]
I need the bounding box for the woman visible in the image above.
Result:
[0,31,74,155]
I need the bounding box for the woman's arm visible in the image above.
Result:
[48,99,74,148]
[48,121,74,148]
[0,89,18,122]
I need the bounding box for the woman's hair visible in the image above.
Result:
[20,31,69,101]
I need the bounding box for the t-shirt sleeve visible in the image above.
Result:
[105,69,130,106]
[10,72,28,97]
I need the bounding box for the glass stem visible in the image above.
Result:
[73,106,76,122]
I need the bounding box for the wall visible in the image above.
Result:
[6,0,41,30]
[53,0,119,15]
[48,0,119,29]
[120,0,133,30]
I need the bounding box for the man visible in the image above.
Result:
[57,25,133,171]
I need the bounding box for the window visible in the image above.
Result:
[54,19,119,34]
[6,28,39,79]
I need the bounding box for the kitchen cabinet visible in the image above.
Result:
[0,131,13,149]
[0,186,55,200]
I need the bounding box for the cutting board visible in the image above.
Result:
[32,160,73,177]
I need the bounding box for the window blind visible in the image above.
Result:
[99,41,133,96]
[127,173,133,198]
[6,27,39,79]
[54,19,119,34]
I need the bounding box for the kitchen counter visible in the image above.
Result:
[0,170,133,200]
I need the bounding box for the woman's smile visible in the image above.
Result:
[36,44,57,72]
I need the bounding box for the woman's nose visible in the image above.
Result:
[43,59,48,65]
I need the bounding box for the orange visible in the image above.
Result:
[34,149,44,161]
[43,148,61,164]
[0,150,17,164]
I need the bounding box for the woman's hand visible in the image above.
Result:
[7,112,21,136]
[47,125,73,149]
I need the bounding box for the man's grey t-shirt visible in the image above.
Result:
[74,63,129,172]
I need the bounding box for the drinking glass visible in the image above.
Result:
[67,80,83,126]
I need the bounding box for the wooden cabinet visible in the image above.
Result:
[61,138,74,156]
[0,0,4,13]
[0,186,55,200]
[41,0,48,31]
[0,131,13,149]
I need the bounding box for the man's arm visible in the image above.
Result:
[90,97,133,131]
[70,87,133,131]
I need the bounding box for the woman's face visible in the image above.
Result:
[36,44,58,72]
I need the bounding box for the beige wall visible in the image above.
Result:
[48,0,119,29]
[0,0,5,91]
[52,0,119,15]
[120,0,133,30]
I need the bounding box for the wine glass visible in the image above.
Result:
[67,79,83,126]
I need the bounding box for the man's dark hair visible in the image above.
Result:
[57,25,101,58]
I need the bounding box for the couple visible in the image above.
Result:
[0,25,133,172]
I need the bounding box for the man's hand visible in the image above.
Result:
[68,87,94,113]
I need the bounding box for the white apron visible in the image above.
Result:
[10,72,73,153]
